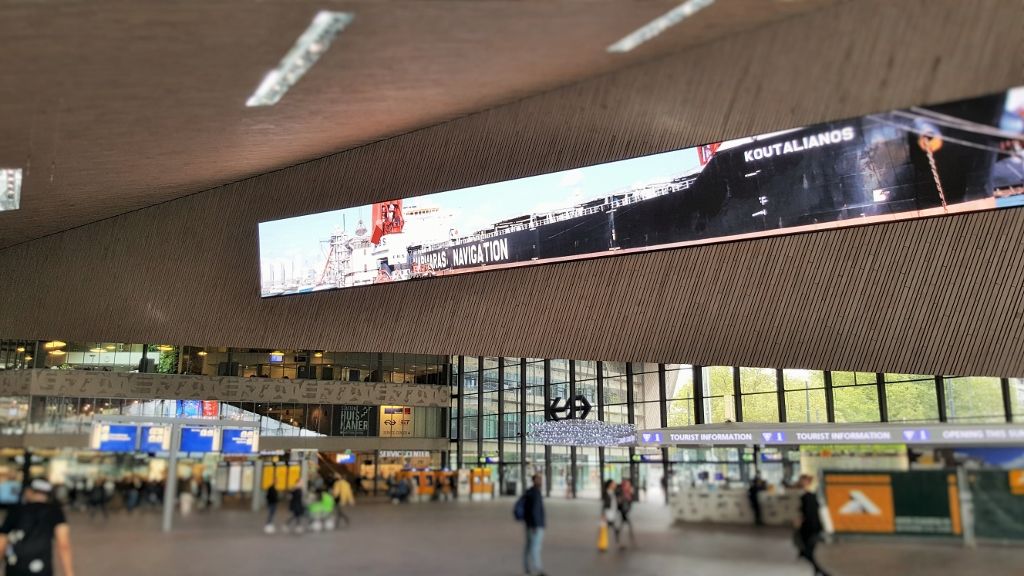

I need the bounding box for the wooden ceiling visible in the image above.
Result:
[0,0,838,249]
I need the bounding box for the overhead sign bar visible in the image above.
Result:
[637,423,1024,447]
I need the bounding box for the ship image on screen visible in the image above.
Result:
[258,87,1024,298]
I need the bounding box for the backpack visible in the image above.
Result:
[513,495,526,521]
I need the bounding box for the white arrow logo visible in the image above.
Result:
[903,430,916,441]
[642,433,651,442]
[839,490,883,515]
[762,432,773,442]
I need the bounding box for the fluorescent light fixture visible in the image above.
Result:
[607,0,715,53]
[246,11,354,107]
[0,168,22,212]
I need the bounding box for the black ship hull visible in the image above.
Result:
[409,93,1018,276]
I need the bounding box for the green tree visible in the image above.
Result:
[157,349,178,374]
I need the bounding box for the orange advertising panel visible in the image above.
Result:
[1010,470,1024,495]
[825,474,895,534]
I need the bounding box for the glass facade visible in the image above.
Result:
[449,356,1020,499]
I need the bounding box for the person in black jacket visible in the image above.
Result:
[523,474,546,576]
[286,486,306,534]
[748,473,766,526]
[796,474,830,576]
[0,479,75,576]
[265,485,279,528]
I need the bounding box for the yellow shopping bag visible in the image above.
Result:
[597,520,609,552]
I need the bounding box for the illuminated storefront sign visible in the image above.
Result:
[258,87,1024,298]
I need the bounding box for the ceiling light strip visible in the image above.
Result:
[246,11,355,107]
[607,0,715,53]
[0,168,23,212]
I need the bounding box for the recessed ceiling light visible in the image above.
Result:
[0,168,22,212]
[245,11,355,107]
[607,0,715,53]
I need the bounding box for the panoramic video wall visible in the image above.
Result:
[258,86,1024,297]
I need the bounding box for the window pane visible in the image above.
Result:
[1011,378,1024,419]
[576,379,597,404]
[705,366,734,397]
[833,384,879,422]
[740,367,777,394]
[550,360,569,382]
[783,369,825,391]
[741,392,779,423]
[632,371,659,403]
[886,379,939,422]
[668,399,695,427]
[630,401,659,429]
[944,377,1006,422]
[785,389,828,423]
[602,375,627,405]
[704,395,736,423]
[667,367,694,404]
[831,371,877,387]
[575,361,597,380]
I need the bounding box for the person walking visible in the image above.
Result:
[616,478,637,548]
[331,475,353,527]
[795,474,830,576]
[264,484,279,532]
[285,486,306,534]
[601,480,621,550]
[87,479,108,520]
[748,473,766,526]
[0,479,75,576]
[522,474,546,576]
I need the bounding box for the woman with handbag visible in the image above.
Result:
[599,480,620,551]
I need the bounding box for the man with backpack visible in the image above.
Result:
[0,479,74,576]
[515,474,546,576]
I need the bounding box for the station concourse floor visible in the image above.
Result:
[67,498,1023,576]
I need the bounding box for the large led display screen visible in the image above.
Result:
[259,87,1024,297]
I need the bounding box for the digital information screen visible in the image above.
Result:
[258,87,1024,298]
[140,425,172,453]
[179,426,221,453]
[221,428,260,454]
[91,423,138,452]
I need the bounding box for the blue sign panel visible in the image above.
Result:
[180,426,219,453]
[94,424,138,452]
[221,429,259,454]
[140,425,172,453]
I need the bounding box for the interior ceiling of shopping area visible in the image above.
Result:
[0,0,838,249]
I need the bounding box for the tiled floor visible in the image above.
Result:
[61,498,1023,576]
